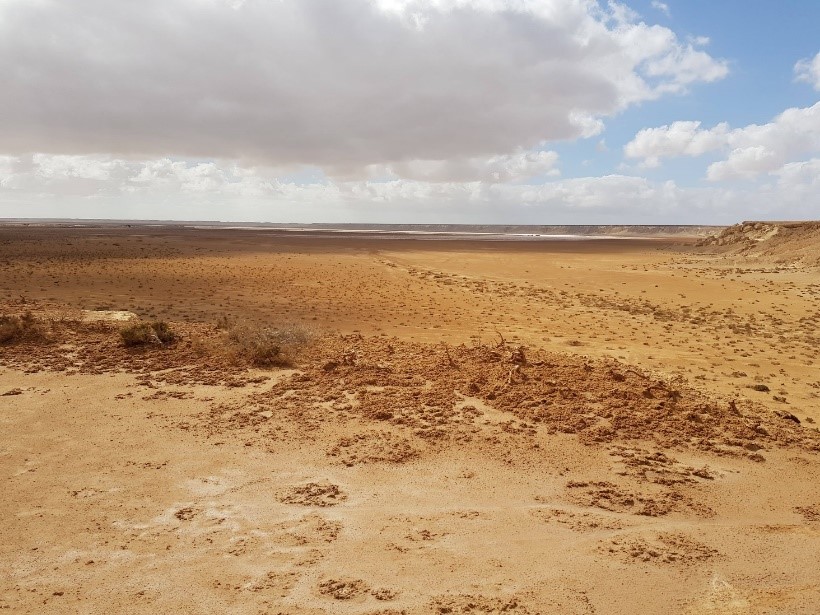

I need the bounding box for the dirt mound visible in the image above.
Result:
[697,221,820,266]
[198,335,820,460]
[0,300,275,386]
[4,301,818,459]
[279,482,347,507]
[327,431,421,466]
[602,531,718,566]
[430,594,533,614]
[317,578,370,600]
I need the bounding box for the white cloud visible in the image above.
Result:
[687,35,710,47]
[0,0,726,177]
[131,157,282,195]
[624,120,729,159]
[0,155,20,189]
[624,102,820,180]
[364,149,559,182]
[33,154,126,181]
[651,1,670,17]
[774,157,820,188]
[132,159,227,192]
[795,51,820,90]
[706,146,776,181]
[0,155,18,177]
[4,152,819,223]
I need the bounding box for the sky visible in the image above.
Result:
[0,0,818,224]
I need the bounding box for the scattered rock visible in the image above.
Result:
[372,588,399,601]
[174,507,196,521]
[318,578,368,600]
[431,594,532,614]
[280,482,347,507]
[795,504,820,522]
[327,430,420,466]
[603,532,718,565]
[773,410,800,424]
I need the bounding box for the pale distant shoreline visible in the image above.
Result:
[0,218,723,240]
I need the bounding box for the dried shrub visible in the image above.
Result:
[189,335,213,357]
[151,321,176,344]
[0,312,42,344]
[0,316,24,344]
[215,314,233,330]
[120,322,155,346]
[120,321,176,347]
[224,322,311,367]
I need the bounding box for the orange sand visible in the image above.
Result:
[1,223,819,614]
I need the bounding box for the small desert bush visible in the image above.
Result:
[0,311,41,344]
[120,320,176,347]
[215,314,233,330]
[224,322,311,367]
[150,321,176,344]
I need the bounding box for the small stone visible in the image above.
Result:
[773,410,800,424]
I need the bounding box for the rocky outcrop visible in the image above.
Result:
[697,221,820,266]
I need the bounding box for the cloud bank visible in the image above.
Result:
[2,152,818,224]
[624,102,820,180]
[0,0,727,178]
[4,1,815,224]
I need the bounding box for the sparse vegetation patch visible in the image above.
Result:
[120,320,177,347]
[0,311,43,344]
[223,321,311,367]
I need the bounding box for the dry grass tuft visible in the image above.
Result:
[120,321,177,347]
[0,311,44,344]
[222,321,312,367]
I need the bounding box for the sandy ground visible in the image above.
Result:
[1,224,819,614]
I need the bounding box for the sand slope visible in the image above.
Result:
[698,221,820,267]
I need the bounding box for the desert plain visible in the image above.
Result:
[1,221,820,614]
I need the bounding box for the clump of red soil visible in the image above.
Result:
[3,301,818,458]
[233,335,819,458]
